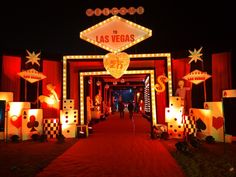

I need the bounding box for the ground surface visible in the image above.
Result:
[0,112,235,177]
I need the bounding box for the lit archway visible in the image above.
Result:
[79,70,156,125]
[62,53,173,126]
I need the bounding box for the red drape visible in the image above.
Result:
[68,62,80,110]
[154,60,167,124]
[68,61,105,110]
[42,60,62,118]
[212,52,232,101]
[172,58,191,112]
[1,55,21,101]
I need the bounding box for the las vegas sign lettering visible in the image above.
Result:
[80,15,152,53]
[95,33,135,43]
[183,69,211,85]
[18,68,46,83]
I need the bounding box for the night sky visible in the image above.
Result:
[1,0,234,57]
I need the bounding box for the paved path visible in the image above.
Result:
[36,112,186,177]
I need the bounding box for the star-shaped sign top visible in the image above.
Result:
[25,50,41,66]
[188,47,203,64]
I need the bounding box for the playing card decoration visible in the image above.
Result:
[222,89,236,98]
[27,115,39,132]
[10,115,22,129]
[196,118,206,132]
[103,52,130,79]
[22,109,43,141]
[212,116,224,130]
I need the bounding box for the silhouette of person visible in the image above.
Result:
[128,102,134,119]
[118,101,125,118]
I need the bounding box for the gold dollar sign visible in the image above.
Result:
[154,75,169,93]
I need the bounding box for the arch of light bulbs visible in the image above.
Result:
[63,53,173,125]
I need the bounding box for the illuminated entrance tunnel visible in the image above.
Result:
[63,53,172,127]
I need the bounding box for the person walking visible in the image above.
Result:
[118,101,125,118]
[128,101,134,119]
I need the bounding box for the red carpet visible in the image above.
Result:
[36,112,186,177]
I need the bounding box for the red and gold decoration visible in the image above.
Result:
[103,52,130,79]
[183,69,211,85]
[203,102,225,142]
[86,6,144,17]
[17,68,46,84]
[25,50,41,66]
[188,47,203,64]
[38,83,59,107]
[80,15,152,53]
[154,75,169,93]
[222,89,236,98]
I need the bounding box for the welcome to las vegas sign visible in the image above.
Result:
[80,15,152,53]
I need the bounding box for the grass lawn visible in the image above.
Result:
[0,138,78,177]
[161,139,236,177]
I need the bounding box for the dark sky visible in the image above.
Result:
[1,0,234,57]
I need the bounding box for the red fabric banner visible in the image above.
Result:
[154,60,167,124]
[212,52,232,101]
[1,55,21,101]
[172,58,191,112]
[42,60,62,118]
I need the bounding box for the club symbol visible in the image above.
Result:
[27,115,39,132]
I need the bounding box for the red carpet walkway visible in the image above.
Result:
[36,112,186,177]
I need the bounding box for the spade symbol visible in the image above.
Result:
[27,115,39,132]
[196,118,206,132]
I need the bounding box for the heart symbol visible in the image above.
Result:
[103,52,130,79]
[10,115,22,129]
[212,116,224,130]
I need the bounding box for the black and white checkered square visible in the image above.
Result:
[43,119,59,139]
[183,115,196,136]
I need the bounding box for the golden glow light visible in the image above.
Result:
[0,92,13,103]
[38,83,60,108]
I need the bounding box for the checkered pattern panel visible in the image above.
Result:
[43,119,59,139]
[183,115,197,136]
